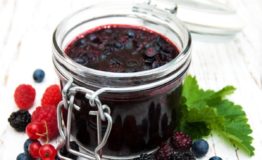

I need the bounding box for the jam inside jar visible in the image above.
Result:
[53,2,191,159]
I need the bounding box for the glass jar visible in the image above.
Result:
[52,1,191,160]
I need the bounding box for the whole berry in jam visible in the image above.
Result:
[169,151,196,160]
[16,153,32,160]
[154,143,174,160]
[39,144,57,160]
[8,110,31,132]
[59,141,79,159]
[14,84,36,109]
[192,139,209,158]
[26,122,46,140]
[209,156,223,160]
[33,69,45,83]
[31,105,58,140]
[171,131,192,151]
[41,84,62,107]
[133,153,154,160]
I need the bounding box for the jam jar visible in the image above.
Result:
[52,1,191,159]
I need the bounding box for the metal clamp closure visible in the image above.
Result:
[57,78,112,160]
[148,0,177,14]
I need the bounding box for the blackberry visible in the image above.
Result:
[8,110,31,132]
[171,131,192,151]
[170,151,195,160]
[154,143,173,160]
[59,141,79,159]
[133,153,154,160]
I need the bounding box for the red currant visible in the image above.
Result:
[26,122,46,140]
[39,144,57,159]
[29,142,42,158]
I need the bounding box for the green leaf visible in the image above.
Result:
[214,100,254,156]
[175,75,254,156]
[181,122,211,139]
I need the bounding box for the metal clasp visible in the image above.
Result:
[57,78,112,160]
[148,0,177,14]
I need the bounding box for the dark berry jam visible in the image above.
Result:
[65,25,179,72]
[63,25,183,157]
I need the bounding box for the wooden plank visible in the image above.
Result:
[0,0,262,159]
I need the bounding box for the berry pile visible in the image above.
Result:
[133,131,223,160]
[8,69,224,160]
[7,72,63,160]
[17,138,57,160]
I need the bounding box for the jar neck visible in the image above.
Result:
[52,2,191,91]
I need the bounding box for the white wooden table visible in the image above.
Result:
[0,0,262,159]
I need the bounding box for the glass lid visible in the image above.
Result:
[147,0,244,36]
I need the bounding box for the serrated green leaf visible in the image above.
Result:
[214,100,254,156]
[182,122,211,139]
[176,75,254,156]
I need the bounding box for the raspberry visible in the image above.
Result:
[31,105,58,140]
[170,151,196,160]
[154,143,173,160]
[41,84,62,107]
[14,84,36,109]
[8,110,31,132]
[171,131,192,151]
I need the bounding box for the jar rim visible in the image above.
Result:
[52,2,192,88]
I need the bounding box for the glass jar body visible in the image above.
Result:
[58,74,184,158]
[53,2,191,159]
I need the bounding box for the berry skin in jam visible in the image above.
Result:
[65,25,180,72]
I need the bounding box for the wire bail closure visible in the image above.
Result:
[57,78,112,160]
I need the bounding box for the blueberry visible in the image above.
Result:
[33,69,45,83]
[127,30,135,38]
[192,139,209,158]
[74,57,87,65]
[89,34,97,41]
[114,42,122,49]
[209,156,223,160]
[16,153,31,160]
[89,34,100,43]
[24,139,33,153]
[74,38,87,47]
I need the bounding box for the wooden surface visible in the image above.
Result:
[0,0,262,159]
